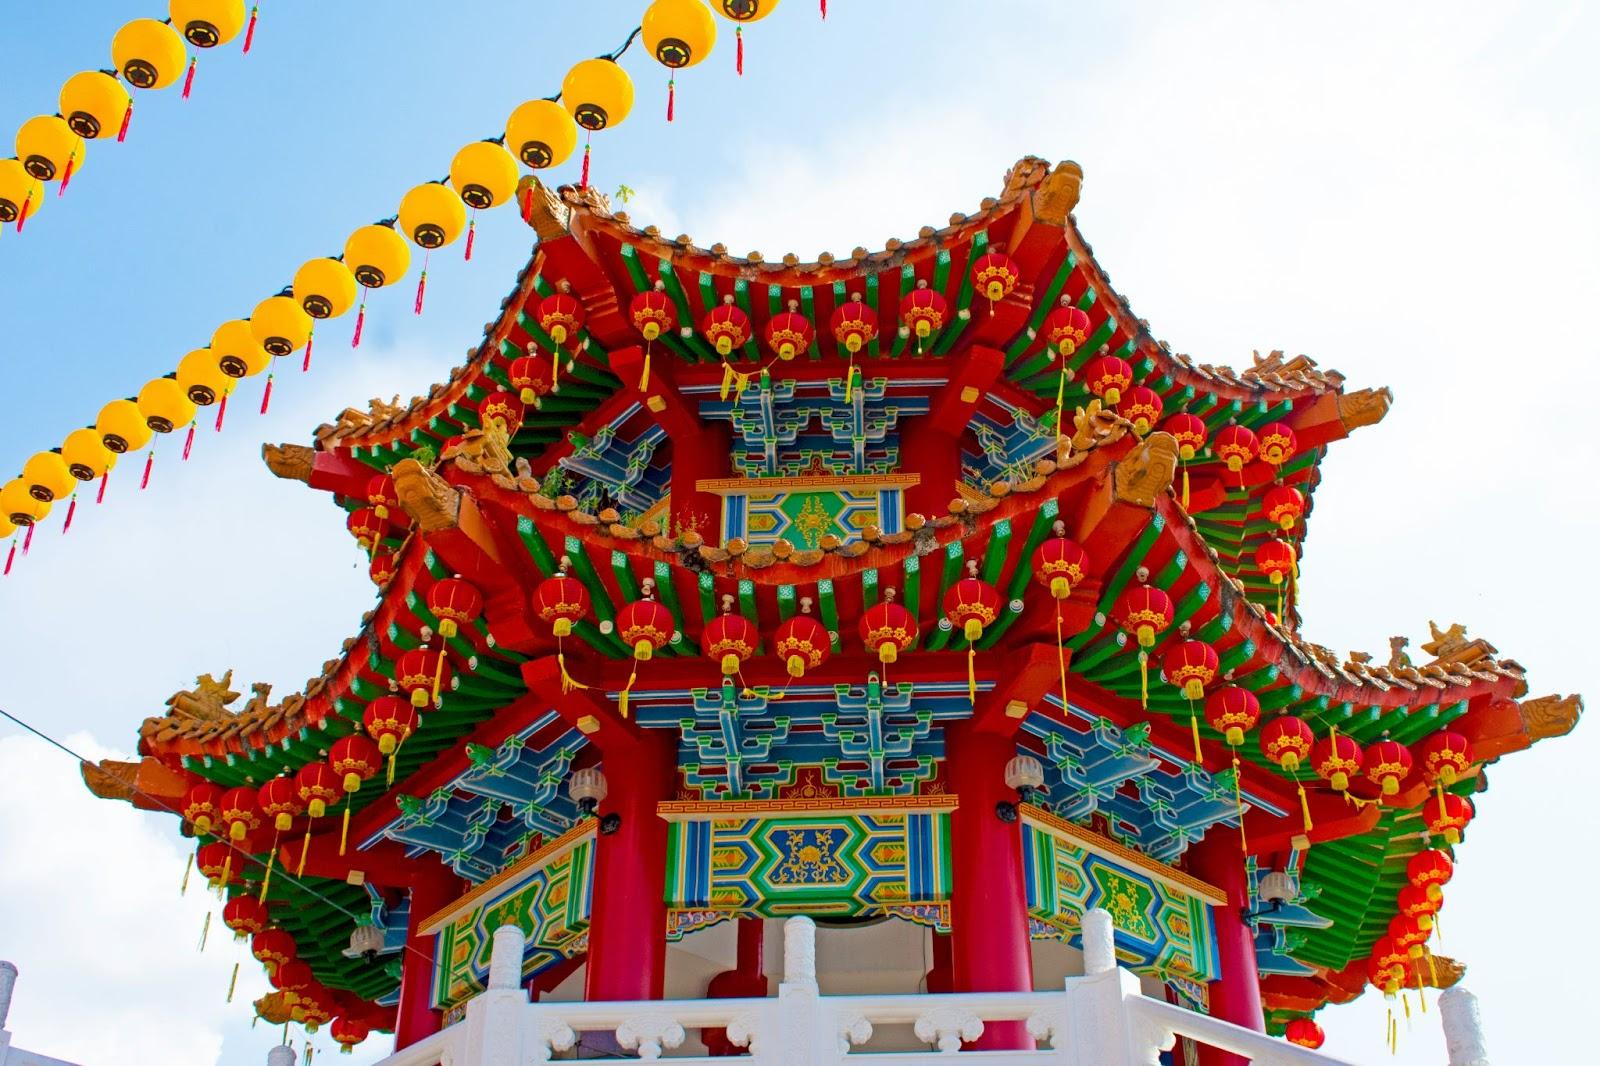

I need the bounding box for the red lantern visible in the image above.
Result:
[1260,716,1315,772]
[1367,946,1406,995]
[395,647,451,708]
[329,734,381,856]
[1311,731,1363,792]
[533,567,590,637]
[774,608,830,679]
[1042,300,1092,357]
[197,841,237,888]
[295,762,341,820]
[945,563,1001,703]
[1261,485,1306,531]
[701,297,751,357]
[630,287,676,341]
[536,291,586,346]
[1388,912,1431,959]
[223,894,268,937]
[508,353,551,406]
[1161,413,1207,460]
[252,928,297,974]
[1256,540,1297,586]
[1119,386,1163,435]
[346,507,388,551]
[1256,421,1298,467]
[368,550,397,587]
[859,590,916,665]
[427,577,483,639]
[182,781,224,834]
[1204,686,1260,747]
[363,695,419,757]
[1082,355,1134,406]
[1407,849,1454,901]
[271,959,314,992]
[617,598,676,661]
[1397,883,1441,931]
[1284,1018,1324,1049]
[1364,738,1413,797]
[257,777,303,833]
[1114,585,1174,649]
[829,293,878,354]
[899,281,948,351]
[219,786,263,842]
[970,251,1020,309]
[1417,731,1473,786]
[331,1016,370,1054]
[1425,792,1473,845]
[765,303,814,361]
[1162,640,1218,701]
[1213,424,1259,474]
[1034,528,1090,600]
[480,390,524,434]
[702,596,759,676]
[365,475,401,522]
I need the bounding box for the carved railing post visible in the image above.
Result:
[265,1045,296,1066]
[1441,987,1491,1066]
[778,917,826,1066]
[0,960,16,1030]
[1082,908,1116,975]
[1056,907,1174,1066]
[462,923,530,1064]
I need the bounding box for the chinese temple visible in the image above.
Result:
[83,156,1580,1061]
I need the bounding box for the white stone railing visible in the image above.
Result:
[369,911,1360,1066]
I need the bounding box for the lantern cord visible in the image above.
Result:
[181,853,193,895]
[141,450,154,490]
[182,57,197,100]
[96,471,108,503]
[117,100,132,142]
[183,422,196,460]
[260,373,274,415]
[244,6,258,53]
[62,494,76,534]
[215,394,229,431]
[736,27,744,75]
[303,328,314,372]
[352,293,367,348]
[227,962,239,1003]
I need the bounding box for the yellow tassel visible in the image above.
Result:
[387,752,397,787]
[1138,650,1149,708]
[1232,755,1248,854]
[1426,948,1438,987]
[339,802,351,856]
[845,360,855,403]
[1402,991,1411,1021]
[552,350,561,394]
[258,844,276,904]
[221,854,232,895]
[432,650,445,705]
[296,826,311,877]
[1298,782,1313,832]
[199,911,211,952]
[227,962,239,1003]
[181,854,193,895]
[558,650,587,693]
[1054,367,1067,443]
[1055,610,1069,716]
[967,642,977,705]
[639,343,652,392]
[720,362,734,401]
[1180,463,1190,510]
[1190,705,1203,764]
[619,662,638,719]
[1417,964,1428,1013]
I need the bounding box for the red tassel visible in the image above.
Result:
[182,58,196,99]
[63,497,76,533]
[3,541,13,575]
[117,100,132,142]
[141,450,154,489]
[413,271,427,315]
[580,142,591,189]
[302,328,313,371]
[215,394,228,431]
[58,153,74,197]
[464,219,475,261]
[16,193,31,232]
[352,298,365,347]
[821,0,827,17]
[667,77,675,122]
[244,6,258,53]
[23,525,34,555]
[182,423,196,460]
[521,186,534,223]
[736,28,744,75]
[260,374,274,414]
[96,472,108,503]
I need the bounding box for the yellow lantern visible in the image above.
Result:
[449,142,518,211]
[138,377,196,433]
[62,428,113,482]
[22,451,75,503]
[1,480,50,528]
[398,182,466,248]
[713,0,779,21]
[97,399,154,454]
[504,100,577,169]
[344,223,410,289]
[112,18,189,90]
[178,347,236,405]
[59,71,131,140]
[169,0,247,47]
[212,318,271,378]
[562,58,635,131]
[0,514,14,543]
[644,0,717,68]
[251,295,313,356]
[15,116,83,183]
[293,257,358,319]
[0,159,42,228]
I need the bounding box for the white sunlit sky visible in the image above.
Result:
[0,2,1596,1064]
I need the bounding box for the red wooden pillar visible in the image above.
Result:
[704,919,768,1054]
[584,728,677,1002]
[945,719,1034,1049]
[1185,832,1264,1066]
[394,866,463,1049]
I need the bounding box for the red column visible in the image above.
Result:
[704,919,768,1054]
[1185,832,1264,1066]
[394,866,463,1050]
[945,720,1034,1049]
[585,729,677,1002]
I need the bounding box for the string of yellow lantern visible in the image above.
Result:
[1,1,825,575]
[3,3,264,235]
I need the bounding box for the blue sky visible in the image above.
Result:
[1,2,1597,1063]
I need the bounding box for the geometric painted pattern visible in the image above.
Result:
[426,827,595,1010]
[1022,808,1222,982]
